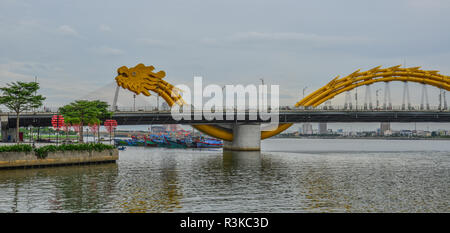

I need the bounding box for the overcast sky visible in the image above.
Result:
[1,0,450,108]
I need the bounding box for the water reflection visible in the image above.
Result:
[176,150,301,212]
[298,159,353,212]
[115,148,183,213]
[49,164,119,212]
[222,151,262,172]
[0,163,119,212]
[0,140,449,213]
[220,151,346,212]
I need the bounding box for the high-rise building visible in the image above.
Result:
[380,123,391,136]
[318,123,327,135]
[302,123,313,135]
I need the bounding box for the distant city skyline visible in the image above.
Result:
[113,122,450,133]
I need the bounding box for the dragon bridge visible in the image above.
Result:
[115,64,449,142]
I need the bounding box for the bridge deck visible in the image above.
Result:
[1,110,450,127]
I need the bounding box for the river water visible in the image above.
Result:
[0,139,449,213]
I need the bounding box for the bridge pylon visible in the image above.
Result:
[222,123,262,151]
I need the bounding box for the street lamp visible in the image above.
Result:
[133,94,136,111]
[156,95,159,111]
[302,87,308,99]
[301,87,308,109]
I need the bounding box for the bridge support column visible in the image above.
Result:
[1,116,16,143]
[223,123,261,151]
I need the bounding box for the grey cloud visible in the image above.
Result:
[0,0,449,107]
[136,38,170,47]
[57,25,79,37]
[202,32,371,48]
[99,24,112,32]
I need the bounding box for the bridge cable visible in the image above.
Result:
[444,91,448,110]
[420,84,430,110]
[344,91,352,110]
[440,88,448,110]
[325,100,332,110]
[112,85,120,111]
[383,82,392,110]
[402,81,411,110]
[364,84,373,110]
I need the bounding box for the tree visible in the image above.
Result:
[0,81,46,143]
[59,100,112,143]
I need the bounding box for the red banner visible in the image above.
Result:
[51,115,64,130]
[104,119,118,133]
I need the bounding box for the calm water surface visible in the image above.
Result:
[0,139,449,212]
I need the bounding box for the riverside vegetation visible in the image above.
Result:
[0,143,115,159]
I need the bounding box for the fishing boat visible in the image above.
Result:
[143,136,158,147]
[150,137,169,147]
[162,136,187,148]
[195,138,223,148]
[114,133,223,149]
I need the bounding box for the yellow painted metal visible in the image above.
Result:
[261,123,293,139]
[295,65,450,108]
[116,63,185,105]
[191,124,233,141]
[115,63,293,141]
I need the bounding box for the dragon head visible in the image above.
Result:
[115,63,185,106]
[115,63,166,96]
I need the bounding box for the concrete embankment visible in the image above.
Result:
[0,149,118,169]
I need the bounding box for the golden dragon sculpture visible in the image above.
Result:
[115,64,449,141]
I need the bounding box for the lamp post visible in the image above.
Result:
[302,87,308,109]
[133,94,136,111]
[156,95,159,111]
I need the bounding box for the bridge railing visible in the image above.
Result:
[290,105,449,112]
[114,105,449,111]
[0,106,61,114]
[110,105,450,113]
[1,105,448,115]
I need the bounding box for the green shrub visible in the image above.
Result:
[0,144,33,153]
[34,145,57,158]
[34,143,115,158]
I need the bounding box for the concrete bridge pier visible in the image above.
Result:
[223,123,261,151]
[1,116,16,142]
